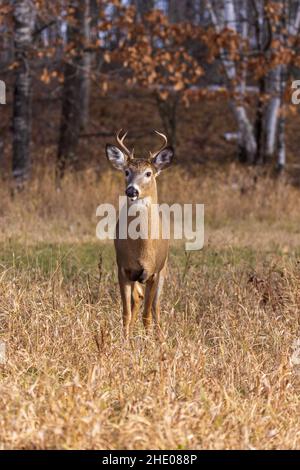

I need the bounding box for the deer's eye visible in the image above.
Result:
[146,171,152,178]
[125,169,130,177]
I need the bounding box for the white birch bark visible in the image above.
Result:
[277,112,286,170]
[265,66,281,158]
[207,0,256,162]
[12,0,36,183]
[265,0,300,159]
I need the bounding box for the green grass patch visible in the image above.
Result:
[0,241,115,280]
[0,240,298,286]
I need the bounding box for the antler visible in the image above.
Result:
[116,129,134,158]
[150,130,168,159]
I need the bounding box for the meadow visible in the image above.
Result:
[1,165,300,449]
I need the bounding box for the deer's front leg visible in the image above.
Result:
[152,265,166,339]
[143,274,159,333]
[118,270,132,339]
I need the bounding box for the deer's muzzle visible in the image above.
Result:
[126,186,139,200]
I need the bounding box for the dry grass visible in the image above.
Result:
[1,165,300,449]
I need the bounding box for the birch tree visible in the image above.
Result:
[264,0,300,168]
[12,0,36,185]
[207,0,300,170]
[207,0,257,163]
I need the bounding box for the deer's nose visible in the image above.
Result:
[126,186,139,198]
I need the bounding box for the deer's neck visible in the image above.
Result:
[127,183,158,208]
[127,184,159,241]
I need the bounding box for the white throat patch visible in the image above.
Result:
[128,196,152,206]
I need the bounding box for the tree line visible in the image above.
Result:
[0,0,300,187]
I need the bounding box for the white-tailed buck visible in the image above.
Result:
[106,130,174,338]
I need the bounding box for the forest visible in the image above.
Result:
[1,0,300,180]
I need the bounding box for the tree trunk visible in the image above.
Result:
[276,63,287,171]
[0,80,5,105]
[0,80,6,171]
[274,3,289,172]
[231,104,256,164]
[207,0,256,163]
[254,77,266,164]
[264,66,281,160]
[277,112,286,172]
[155,92,178,149]
[12,0,35,185]
[168,0,194,23]
[56,0,89,183]
[80,0,92,130]
[135,0,154,18]
[264,1,300,165]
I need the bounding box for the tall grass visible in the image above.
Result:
[0,165,300,449]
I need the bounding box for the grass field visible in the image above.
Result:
[1,165,300,449]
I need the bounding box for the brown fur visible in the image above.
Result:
[106,131,174,338]
[115,160,168,338]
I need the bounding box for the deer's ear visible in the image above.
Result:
[152,146,174,173]
[106,145,128,170]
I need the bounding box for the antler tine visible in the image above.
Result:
[150,130,168,159]
[116,129,133,158]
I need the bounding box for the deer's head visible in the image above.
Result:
[106,130,174,202]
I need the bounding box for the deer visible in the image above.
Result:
[105,130,174,339]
